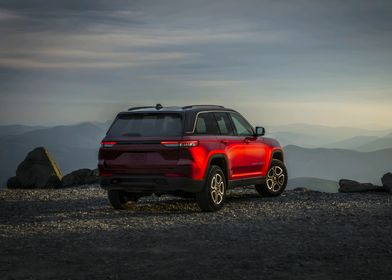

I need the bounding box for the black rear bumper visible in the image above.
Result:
[100,175,204,193]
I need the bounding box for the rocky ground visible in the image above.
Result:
[0,186,391,280]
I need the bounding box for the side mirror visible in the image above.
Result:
[255,126,265,136]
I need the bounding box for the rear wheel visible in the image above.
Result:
[196,165,226,212]
[108,190,138,210]
[255,159,287,197]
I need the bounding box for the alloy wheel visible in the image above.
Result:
[210,173,225,205]
[266,166,285,192]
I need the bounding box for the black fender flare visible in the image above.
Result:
[271,149,284,163]
[205,154,230,183]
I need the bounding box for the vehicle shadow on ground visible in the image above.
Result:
[0,191,268,225]
[2,190,388,226]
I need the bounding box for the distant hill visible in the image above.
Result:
[266,123,390,148]
[324,136,379,150]
[0,122,111,186]
[357,135,392,152]
[284,145,392,184]
[267,131,330,148]
[0,125,46,137]
[288,177,339,193]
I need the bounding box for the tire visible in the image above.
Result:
[196,165,226,212]
[107,190,138,210]
[255,159,287,197]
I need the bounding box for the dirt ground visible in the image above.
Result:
[0,186,391,280]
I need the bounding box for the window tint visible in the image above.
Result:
[107,113,182,137]
[195,113,220,135]
[214,112,234,135]
[229,113,254,136]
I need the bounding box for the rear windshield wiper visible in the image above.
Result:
[122,133,141,137]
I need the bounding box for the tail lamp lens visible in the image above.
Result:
[161,140,199,147]
[101,141,117,148]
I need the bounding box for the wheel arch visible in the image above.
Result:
[271,149,284,163]
[206,154,229,184]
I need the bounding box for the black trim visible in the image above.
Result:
[228,176,266,189]
[271,150,284,162]
[101,175,204,193]
[205,154,229,182]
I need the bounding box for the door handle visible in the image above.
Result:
[244,139,250,144]
[220,140,228,145]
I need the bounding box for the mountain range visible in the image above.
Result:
[267,123,392,151]
[0,122,391,188]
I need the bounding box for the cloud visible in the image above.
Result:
[0,49,199,69]
[0,0,392,127]
[0,8,23,20]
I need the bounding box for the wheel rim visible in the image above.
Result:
[266,166,285,192]
[210,173,225,205]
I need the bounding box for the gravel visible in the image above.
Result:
[0,186,391,280]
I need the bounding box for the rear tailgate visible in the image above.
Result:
[99,112,183,175]
[100,137,181,175]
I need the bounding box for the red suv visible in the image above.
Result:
[98,104,287,212]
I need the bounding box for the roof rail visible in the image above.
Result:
[182,105,224,109]
[127,106,155,111]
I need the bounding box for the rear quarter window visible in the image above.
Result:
[107,113,182,137]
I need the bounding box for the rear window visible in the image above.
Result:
[107,113,182,137]
[194,112,220,135]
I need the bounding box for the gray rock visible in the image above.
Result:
[338,179,380,193]
[381,173,392,193]
[6,176,17,188]
[61,168,99,187]
[7,147,62,189]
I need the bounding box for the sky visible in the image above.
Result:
[0,0,391,128]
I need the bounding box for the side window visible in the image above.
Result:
[195,113,220,135]
[229,113,254,136]
[214,112,234,135]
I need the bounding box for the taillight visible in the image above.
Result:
[101,141,117,148]
[161,140,199,148]
[179,140,199,147]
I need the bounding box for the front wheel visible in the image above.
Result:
[196,165,226,212]
[255,159,287,197]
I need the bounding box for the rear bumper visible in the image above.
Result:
[100,175,204,193]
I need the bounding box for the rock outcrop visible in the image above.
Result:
[381,173,392,193]
[338,179,382,193]
[7,147,62,189]
[61,168,99,187]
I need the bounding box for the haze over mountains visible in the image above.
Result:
[267,123,392,151]
[0,122,391,189]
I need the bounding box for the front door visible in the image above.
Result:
[229,112,265,178]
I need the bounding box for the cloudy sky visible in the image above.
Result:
[0,0,391,128]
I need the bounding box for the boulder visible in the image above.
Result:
[381,173,392,193]
[61,168,99,187]
[7,147,62,189]
[6,176,18,189]
[338,179,381,193]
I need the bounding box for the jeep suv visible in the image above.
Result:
[98,104,287,211]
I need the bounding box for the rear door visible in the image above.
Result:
[213,112,244,179]
[100,112,183,175]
